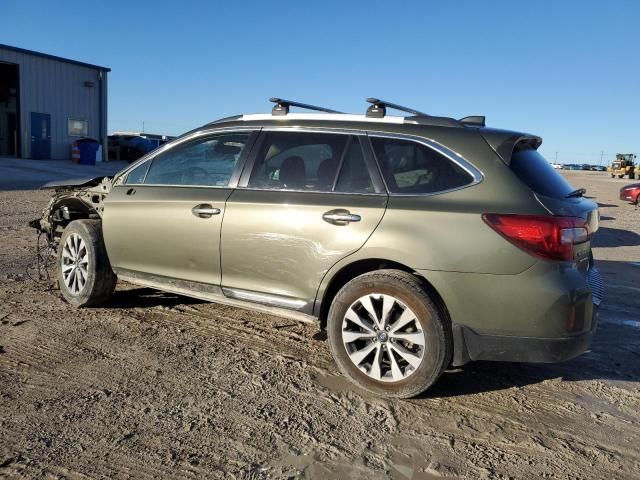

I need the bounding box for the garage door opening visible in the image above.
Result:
[0,62,20,157]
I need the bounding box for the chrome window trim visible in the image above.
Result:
[114,183,236,190]
[116,126,485,198]
[228,187,387,197]
[367,132,485,197]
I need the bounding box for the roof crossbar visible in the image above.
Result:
[269,97,342,116]
[366,98,429,118]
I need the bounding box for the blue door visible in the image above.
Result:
[30,112,51,159]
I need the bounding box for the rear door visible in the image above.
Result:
[103,131,256,288]
[220,129,387,312]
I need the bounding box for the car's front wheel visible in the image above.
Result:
[327,270,451,398]
[58,220,117,307]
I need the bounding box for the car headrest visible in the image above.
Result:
[280,156,306,189]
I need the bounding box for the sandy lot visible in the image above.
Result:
[0,171,639,479]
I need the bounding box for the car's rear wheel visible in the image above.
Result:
[58,220,116,307]
[327,270,451,398]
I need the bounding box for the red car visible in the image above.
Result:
[620,183,640,204]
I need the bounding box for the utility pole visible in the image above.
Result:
[555,152,558,164]
[142,121,145,133]
[600,151,604,165]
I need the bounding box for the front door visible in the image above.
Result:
[103,131,255,290]
[30,112,51,159]
[220,130,387,312]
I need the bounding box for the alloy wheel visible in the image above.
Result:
[341,293,426,382]
[61,233,89,295]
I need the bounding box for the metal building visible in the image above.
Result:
[0,43,109,160]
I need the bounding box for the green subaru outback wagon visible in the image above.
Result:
[33,98,603,398]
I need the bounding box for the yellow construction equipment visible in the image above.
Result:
[607,153,636,179]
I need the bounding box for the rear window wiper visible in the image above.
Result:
[565,188,586,198]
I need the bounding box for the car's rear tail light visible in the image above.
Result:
[482,214,589,261]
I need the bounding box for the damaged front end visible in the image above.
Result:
[30,176,114,250]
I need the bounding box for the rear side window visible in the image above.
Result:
[371,137,473,194]
[248,132,373,193]
[510,149,574,199]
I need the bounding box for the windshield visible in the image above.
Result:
[510,148,576,199]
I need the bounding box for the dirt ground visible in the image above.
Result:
[0,171,639,479]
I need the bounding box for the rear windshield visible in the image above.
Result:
[511,149,575,199]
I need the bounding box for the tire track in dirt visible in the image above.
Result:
[1,284,401,478]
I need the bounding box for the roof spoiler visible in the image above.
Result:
[480,129,543,164]
[459,115,485,127]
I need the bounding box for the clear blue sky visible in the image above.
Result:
[3,0,639,163]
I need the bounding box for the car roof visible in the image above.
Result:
[175,97,542,166]
[188,113,535,161]
[206,112,467,129]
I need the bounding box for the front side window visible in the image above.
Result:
[371,137,473,194]
[248,132,373,193]
[124,160,150,184]
[142,133,249,186]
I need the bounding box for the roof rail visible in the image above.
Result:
[366,98,429,118]
[269,97,342,116]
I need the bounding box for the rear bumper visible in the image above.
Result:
[425,264,603,366]
[453,306,597,364]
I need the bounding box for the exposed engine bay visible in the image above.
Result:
[29,176,113,250]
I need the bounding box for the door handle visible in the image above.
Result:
[322,209,361,225]
[192,204,221,218]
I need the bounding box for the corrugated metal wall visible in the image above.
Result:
[0,47,107,160]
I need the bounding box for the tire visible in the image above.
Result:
[327,269,452,398]
[57,220,117,307]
